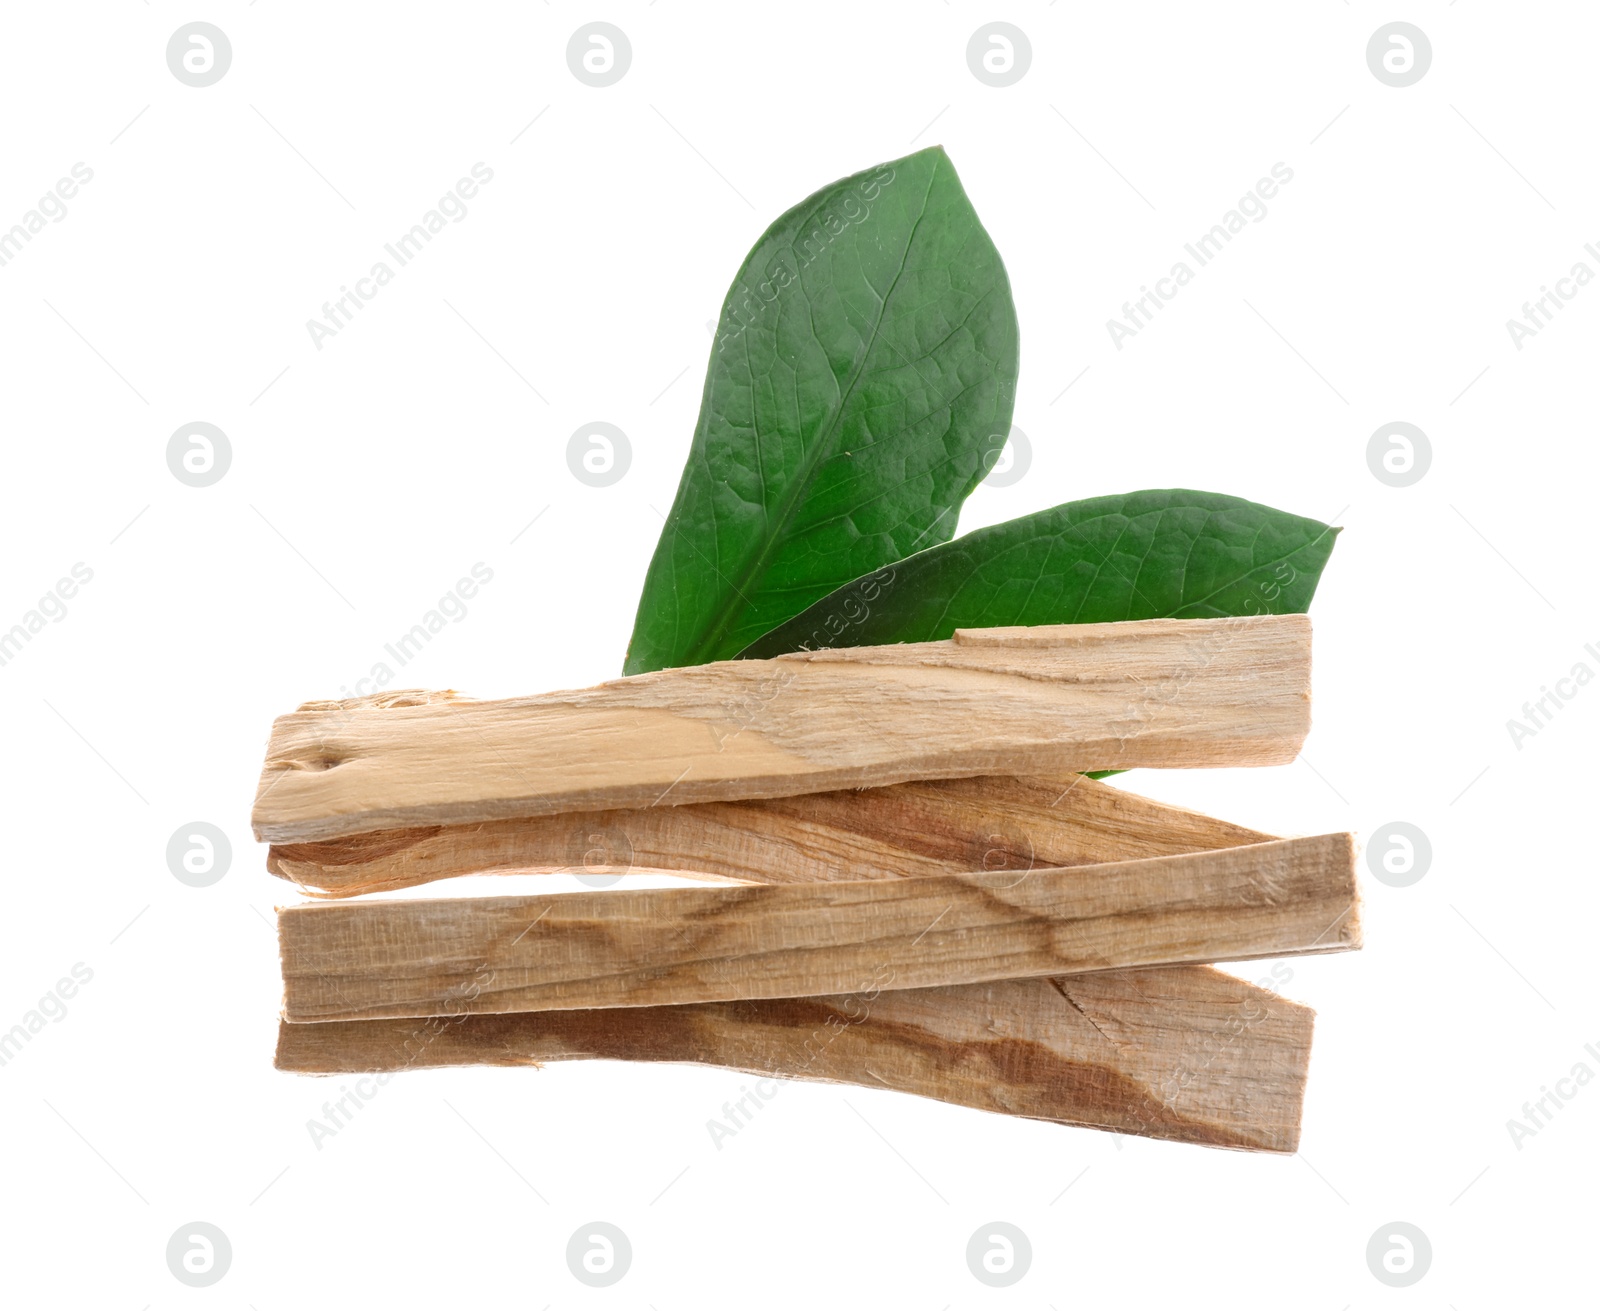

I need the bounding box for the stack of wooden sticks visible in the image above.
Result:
[253,614,1360,1152]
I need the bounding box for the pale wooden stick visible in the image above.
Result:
[252,615,1311,844]
[272,780,1328,1149]
[275,967,1315,1152]
[279,834,1358,1022]
[269,773,1274,898]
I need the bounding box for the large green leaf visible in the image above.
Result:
[738,489,1339,657]
[624,146,1019,674]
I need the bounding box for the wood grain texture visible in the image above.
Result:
[252,615,1311,843]
[279,834,1359,1022]
[275,966,1315,1152]
[269,773,1274,898]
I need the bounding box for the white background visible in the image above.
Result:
[1,2,1595,1305]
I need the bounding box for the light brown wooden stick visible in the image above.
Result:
[252,615,1311,844]
[272,780,1328,1150]
[269,773,1274,898]
[275,967,1315,1152]
[278,834,1358,1022]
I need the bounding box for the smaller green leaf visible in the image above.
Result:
[737,488,1339,658]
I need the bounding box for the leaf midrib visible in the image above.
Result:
[678,161,943,666]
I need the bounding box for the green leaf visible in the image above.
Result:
[738,489,1340,658]
[624,146,1019,674]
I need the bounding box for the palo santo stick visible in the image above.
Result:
[252,615,1311,844]
[269,773,1273,898]
[279,833,1358,1022]
[275,966,1316,1152]
[273,782,1324,1151]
